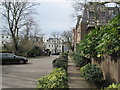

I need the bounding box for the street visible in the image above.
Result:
[2,55,58,88]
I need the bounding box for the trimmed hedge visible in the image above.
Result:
[80,64,103,83]
[52,58,67,69]
[104,83,120,89]
[73,53,90,67]
[37,68,69,88]
[52,53,68,69]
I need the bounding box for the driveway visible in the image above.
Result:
[2,55,58,88]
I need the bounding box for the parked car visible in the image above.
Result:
[0,53,28,64]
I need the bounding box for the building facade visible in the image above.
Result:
[0,31,12,48]
[45,38,63,54]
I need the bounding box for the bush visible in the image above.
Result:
[60,53,68,61]
[104,83,120,89]
[27,46,42,57]
[80,64,103,83]
[52,53,68,69]
[37,68,69,88]
[69,52,75,57]
[73,53,90,67]
[52,58,67,69]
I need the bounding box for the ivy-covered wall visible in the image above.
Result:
[76,14,120,83]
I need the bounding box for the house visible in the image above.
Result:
[45,38,63,54]
[0,31,12,48]
[72,2,120,51]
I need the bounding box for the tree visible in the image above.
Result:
[1,1,39,54]
[61,30,73,51]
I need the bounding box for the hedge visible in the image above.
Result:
[37,68,69,88]
[80,64,103,83]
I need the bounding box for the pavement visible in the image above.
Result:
[2,55,58,88]
[68,57,97,89]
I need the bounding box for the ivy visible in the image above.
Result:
[77,14,120,59]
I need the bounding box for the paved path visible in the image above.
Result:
[2,55,58,88]
[68,57,96,89]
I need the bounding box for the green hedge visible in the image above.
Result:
[104,83,120,89]
[52,53,68,69]
[37,68,69,88]
[73,53,90,67]
[52,58,67,69]
[80,64,103,83]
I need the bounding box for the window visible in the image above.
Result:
[49,45,50,47]
[108,10,114,16]
[6,36,8,38]
[2,36,4,38]
[100,12,105,17]
[7,54,15,57]
[89,11,95,18]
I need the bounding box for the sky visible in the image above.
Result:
[30,0,119,38]
[1,0,119,38]
[34,0,76,38]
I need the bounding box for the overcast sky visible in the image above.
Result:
[1,0,119,38]
[34,0,76,38]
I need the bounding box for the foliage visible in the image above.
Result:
[77,28,100,58]
[77,14,120,59]
[37,68,69,88]
[73,53,90,67]
[27,46,42,57]
[80,64,103,83]
[0,48,11,53]
[52,53,68,69]
[104,83,120,89]
[52,58,67,69]
[60,52,68,60]
[69,52,76,57]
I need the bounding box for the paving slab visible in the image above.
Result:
[68,57,97,89]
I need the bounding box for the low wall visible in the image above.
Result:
[92,55,120,83]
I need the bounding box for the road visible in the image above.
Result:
[2,55,58,88]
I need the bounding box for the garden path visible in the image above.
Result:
[68,57,97,89]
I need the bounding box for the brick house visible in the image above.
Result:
[72,2,120,51]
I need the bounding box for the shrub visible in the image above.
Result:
[104,83,120,89]
[80,64,103,83]
[37,68,69,88]
[27,46,42,57]
[52,58,67,69]
[52,53,68,69]
[73,53,90,67]
[69,52,75,57]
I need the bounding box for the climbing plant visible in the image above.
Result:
[77,14,120,59]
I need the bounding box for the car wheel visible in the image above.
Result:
[19,60,24,64]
